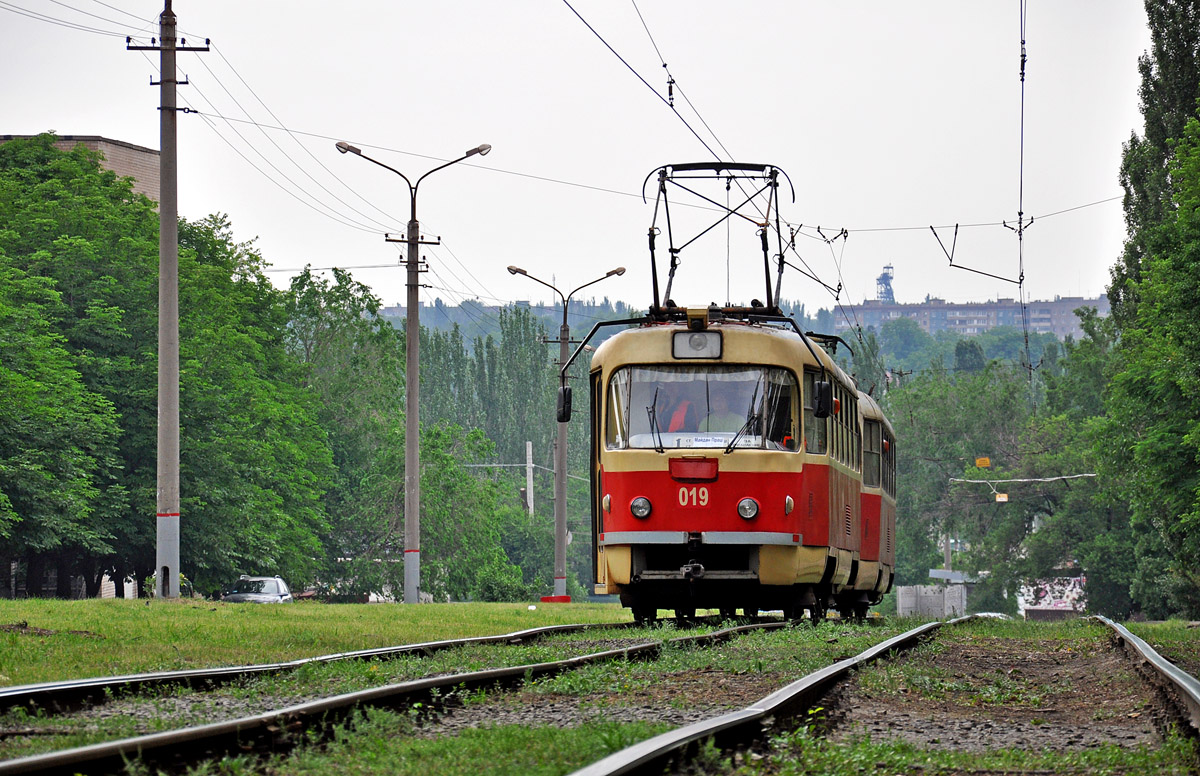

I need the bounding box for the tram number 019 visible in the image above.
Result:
[678,486,709,507]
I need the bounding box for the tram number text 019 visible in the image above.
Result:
[678,486,710,507]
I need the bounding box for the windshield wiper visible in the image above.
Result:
[646,388,665,452]
[725,377,764,454]
[724,412,760,454]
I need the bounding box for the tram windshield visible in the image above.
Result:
[605,365,798,451]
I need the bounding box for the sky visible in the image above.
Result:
[2,1,1152,321]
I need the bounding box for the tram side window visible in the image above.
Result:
[803,370,828,454]
[605,368,632,448]
[863,420,882,488]
[883,429,896,497]
[850,394,861,471]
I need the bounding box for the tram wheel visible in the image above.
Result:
[632,604,657,625]
[719,607,737,621]
[675,606,696,621]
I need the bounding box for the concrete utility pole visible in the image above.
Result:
[507,266,625,600]
[336,141,490,603]
[525,441,535,514]
[128,2,207,599]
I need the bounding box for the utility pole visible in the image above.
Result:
[335,141,490,603]
[525,441,535,514]
[507,266,625,601]
[128,2,207,599]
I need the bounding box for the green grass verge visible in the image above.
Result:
[0,599,629,686]
[1126,619,1200,677]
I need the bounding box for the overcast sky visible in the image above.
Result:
[3,1,1151,321]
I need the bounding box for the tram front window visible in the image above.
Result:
[605,365,798,450]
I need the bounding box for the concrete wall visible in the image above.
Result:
[897,584,967,618]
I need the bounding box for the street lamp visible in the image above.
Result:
[508,265,625,599]
[338,139,491,604]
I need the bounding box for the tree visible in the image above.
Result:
[879,317,935,371]
[1110,0,1200,327]
[1104,113,1200,616]
[283,267,405,598]
[0,134,155,595]
[0,259,124,595]
[953,340,986,374]
[173,217,332,593]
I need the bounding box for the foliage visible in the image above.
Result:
[1104,111,1200,617]
[0,136,331,596]
[0,260,122,564]
[1111,0,1200,327]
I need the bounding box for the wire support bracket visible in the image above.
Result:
[931,224,1020,285]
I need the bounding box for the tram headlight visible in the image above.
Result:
[630,497,652,519]
[737,497,759,520]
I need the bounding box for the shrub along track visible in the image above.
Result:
[0,618,796,775]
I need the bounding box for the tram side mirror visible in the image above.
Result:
[813,381,833,419]
[556,385,573,423]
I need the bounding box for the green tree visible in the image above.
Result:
[1110,0,1200,327]
[1104,113,1200,616]
[175,217,332,593]
[284,267,404,598]
[0,259,124,595]
[953,340,986,374]
[879,317,935,371]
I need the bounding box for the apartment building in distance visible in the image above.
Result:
[1,134,160,200]
[832,266,1110,341]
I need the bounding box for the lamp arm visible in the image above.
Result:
[356,153,414,190]
[415,152,474,191]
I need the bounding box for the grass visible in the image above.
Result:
[0,598,630,686]
[169,707,676,776]
[729,724,1200,776]
[531,619,918,699]
[1126,619,1200,677]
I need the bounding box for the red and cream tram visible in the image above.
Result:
[558,161,897,620]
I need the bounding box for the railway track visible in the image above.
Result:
[0,618,788,775]
[6,616,1193,775]
[573,616,1200,775]
[0,620,651,715]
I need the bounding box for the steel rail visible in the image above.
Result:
[570,616,974,776]
[0,621,786,775]
[0,621,640,715]
[1095,615,1200,735]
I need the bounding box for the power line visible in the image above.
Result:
[173,108,1123,238]
[183,79,383,234]
[0,0,129,36]
[207,44,402,231]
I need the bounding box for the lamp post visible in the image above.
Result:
[507,265,625,599]
[338,140,491,604]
